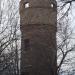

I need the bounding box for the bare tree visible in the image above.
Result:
[57,0,75,74]
[0,0,75,75]
[0,0,1,24]
[0,0,20,75]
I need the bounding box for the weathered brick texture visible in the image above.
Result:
[19,0,57,75]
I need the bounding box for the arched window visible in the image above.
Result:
[50,2,56,9]
[24,2,29,8]
[51,3,54,8]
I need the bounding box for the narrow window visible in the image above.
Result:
[21,72,29,75]
[24,2,29,8]
[24,39,30,50]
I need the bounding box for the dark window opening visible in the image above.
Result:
[21,72,29,75]
[24,39,30,50]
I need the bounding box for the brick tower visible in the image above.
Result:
[19,0,57,75]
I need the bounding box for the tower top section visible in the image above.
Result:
[20,0,57,7]
[20,0,57,25]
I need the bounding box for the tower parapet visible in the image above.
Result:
[20,0,57,26]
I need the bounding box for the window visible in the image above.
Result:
[24,39,30,50]
[24,2,29,8]
[50,3,56,9]
[51,3,54,8]
[21,72,29,75]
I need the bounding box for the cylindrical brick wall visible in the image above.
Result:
[19,0,57,75]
